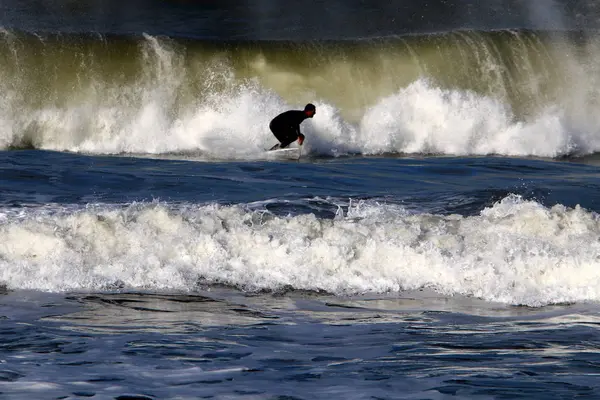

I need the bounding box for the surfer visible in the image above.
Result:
[269,103,316,150]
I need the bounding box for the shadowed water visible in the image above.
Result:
[2,0,599,39]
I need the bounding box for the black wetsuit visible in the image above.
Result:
[269,110,308,149]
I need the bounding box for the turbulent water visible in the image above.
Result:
[3,29,600,158]
[3,1,600,399]
[3,192,600,306]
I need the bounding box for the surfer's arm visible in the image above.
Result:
[290,123,304,145]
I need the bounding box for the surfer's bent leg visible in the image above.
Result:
[270,123,297,149]
[278,140,293,149]
[278,130,298,148]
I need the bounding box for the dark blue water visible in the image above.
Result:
[2,0,598,39]
[4,151,600,213]
[3,290,600,399]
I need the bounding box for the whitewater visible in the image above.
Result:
[1,195,599,307]
[2,30,600,158]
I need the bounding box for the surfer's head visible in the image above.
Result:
[304,103,316,118]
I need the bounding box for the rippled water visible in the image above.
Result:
[3,289,600,399]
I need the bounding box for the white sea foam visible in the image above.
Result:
[358,80,579,157]
[1,196,600,306]
[2,34,600,158]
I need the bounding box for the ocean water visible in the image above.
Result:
[4,1,600,399]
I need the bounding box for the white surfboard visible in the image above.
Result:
[266,147,301,160]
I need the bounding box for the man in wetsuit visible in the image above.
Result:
[268,103,316,150]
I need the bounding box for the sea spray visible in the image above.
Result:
[1,196,600,306]
[1,30,600,157]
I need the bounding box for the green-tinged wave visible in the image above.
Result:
[1,28,600,157]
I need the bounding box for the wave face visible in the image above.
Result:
[3,29,600,157]
[1,196,599,306]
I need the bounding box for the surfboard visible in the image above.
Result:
[266,147,301,160]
